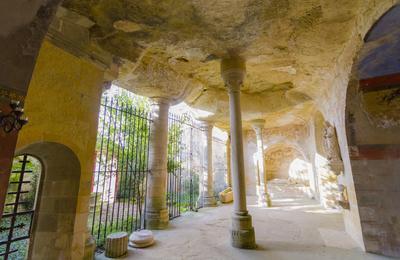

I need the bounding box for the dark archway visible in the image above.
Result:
[345,4,400,257]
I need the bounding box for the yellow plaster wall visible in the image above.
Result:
[16,40,104,259]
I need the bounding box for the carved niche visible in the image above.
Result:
[322,122,344,175]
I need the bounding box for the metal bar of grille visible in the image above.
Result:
[167,113,207,219]
[90,91,224,249]
[1,155,39,259]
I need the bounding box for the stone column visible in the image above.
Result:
[226,133,232,187]
[202,122,217,207]
[145,98,170,229]
[221,56,256,249]
[251,120,272,207]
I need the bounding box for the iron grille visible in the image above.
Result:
[167,113,206,219]
[89,96,151,248]
[0,155,39,260]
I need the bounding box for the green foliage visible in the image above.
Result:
[0,213,33,259]
[167,122,184,174]
[92,216,137,248]
[0,156,41,259]
[96,89,150,201]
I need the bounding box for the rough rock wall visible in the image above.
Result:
[315,1,397,250]
[0,0,61,95]
[243,131,258,196]
[243,123,314,196]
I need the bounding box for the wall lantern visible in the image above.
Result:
[0,101,28,133]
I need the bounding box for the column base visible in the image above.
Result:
[258,193,272,207]
[257,185,272,207]
[230,212,256,249]
[83,233,96,260]
[202,195,218,207]
[145,208,169,230]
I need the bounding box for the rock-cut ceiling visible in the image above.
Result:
[59,0,396,129]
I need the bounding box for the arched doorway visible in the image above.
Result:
[264,143,311,183]
[345,4,400,257]
[0,155,42,259]
[264,143,313,196]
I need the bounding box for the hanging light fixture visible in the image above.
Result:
[0,100,28,133]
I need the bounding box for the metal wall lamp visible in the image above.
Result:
[0,101,28,133]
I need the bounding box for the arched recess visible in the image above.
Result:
[16,141,81,260]
[264,142,312,186]
[345,4,400,257]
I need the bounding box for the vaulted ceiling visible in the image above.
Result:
[56,0,396,129]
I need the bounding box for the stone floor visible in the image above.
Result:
[96,180,391,260]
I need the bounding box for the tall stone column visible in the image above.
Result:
[145,98,170,229]
[221,56,256,249]
[251,120,272,207]
[201,122,217,207]
[226,133,232,187]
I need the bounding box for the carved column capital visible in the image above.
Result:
[150,97,173,106]
[221,56,246,92]
[251,119,265,135]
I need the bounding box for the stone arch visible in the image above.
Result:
[15,141,81,260]
[263,142,312,185]
[0,0,63,220]
[345,4,400,257]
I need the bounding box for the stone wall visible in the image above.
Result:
[16,40,105,259]
[0,0,61,219]
[213,139,228,194]
[345,74,400,257]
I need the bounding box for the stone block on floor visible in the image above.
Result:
[129,230,155,248]
[105,232,128,258]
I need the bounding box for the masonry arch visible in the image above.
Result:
[15,141,81,259]
[345,4,400,257]
[264,142,312,186]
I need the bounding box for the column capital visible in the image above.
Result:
[150,97,173,106]
[251,119,265,134]
[221,56,246,91]
[200,120,214,132]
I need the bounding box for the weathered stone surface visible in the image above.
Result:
[57,0,396,131]
[129,230,155,248]
[105,232,128,258]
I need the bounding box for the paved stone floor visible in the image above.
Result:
[97,180,391,260]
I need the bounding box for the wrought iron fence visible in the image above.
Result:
[0,155,41,260]
[167,114,206,219]
[212,137,229,195]
[90,92,225,248]
[89,96,151,248]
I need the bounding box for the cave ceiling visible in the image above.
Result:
[59,0,387,130]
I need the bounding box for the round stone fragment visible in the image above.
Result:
[129,230,155,248]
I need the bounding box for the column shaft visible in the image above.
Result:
[145,99,170,229]
[253,125,271,207]
[202,123,217,206]
[228,88,247,213]
[226,134,232,187]
[222,56,256,249]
